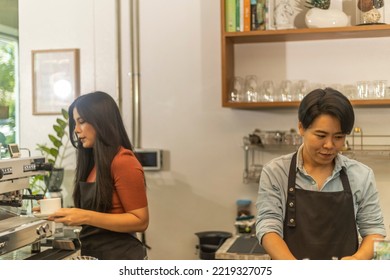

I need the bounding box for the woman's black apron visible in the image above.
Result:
[78,182,147,260]
[283,153,358,260]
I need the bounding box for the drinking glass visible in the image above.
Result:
[356,81,369,99]
[294,80,309,101]
[262,80,275,102]
[244,75,259,102]
[279,80,293,102]
[373,80,387,99]
[229,76,245,102]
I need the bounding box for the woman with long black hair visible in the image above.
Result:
[50,91,148,260]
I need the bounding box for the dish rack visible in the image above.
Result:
[242,127,390,184]
[342,127,390,159]
[242,129,301,184]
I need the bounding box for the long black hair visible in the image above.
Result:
[68,91,133,212]
[298,88,355,134]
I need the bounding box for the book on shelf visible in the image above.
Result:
[225,0,236,32]
[239,0,251,32]
[250,0,257,30]
[225,0,266,32]
[265,0,274,30]
[237,0,242,31]
[243,0,251,31]
[256,0,266,30]
[250,0,267,31]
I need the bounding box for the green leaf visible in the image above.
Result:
[48,134,62,148]
[37,145,51,155]
[53,124,65,137]
[61,108,69,120]
[49,147,59,157]
[57,118,67,129]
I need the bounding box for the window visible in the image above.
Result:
[0,0,19,158]
[0,35,18,157]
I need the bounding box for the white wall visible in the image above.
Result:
[19,0,118,157]
[19,0,390,260]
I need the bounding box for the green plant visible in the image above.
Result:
[30,108,71,194]
[305,0,330,9]
[37,108,70,168]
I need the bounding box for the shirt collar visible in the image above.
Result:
[296,144,345,175]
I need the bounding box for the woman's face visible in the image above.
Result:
[298,114,346,168]
[73,107,96,148]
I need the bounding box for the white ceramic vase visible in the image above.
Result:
[305,7,349,28]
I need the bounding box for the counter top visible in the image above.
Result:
[215,235,270,260]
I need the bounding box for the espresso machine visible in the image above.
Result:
[0,156,79,259]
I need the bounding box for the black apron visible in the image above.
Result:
[78,182,147,260]
[283,153,359,260]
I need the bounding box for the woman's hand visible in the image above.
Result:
[48,207,90,226]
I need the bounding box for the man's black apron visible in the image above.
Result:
[78,182,146,260]
[283,153,358,260]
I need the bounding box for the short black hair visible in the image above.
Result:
[298,88,355,134]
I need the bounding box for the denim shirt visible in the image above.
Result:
[255,145,386,243]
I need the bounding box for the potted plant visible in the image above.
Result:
[30,108,71,196]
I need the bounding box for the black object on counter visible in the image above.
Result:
[227,235,266,254]
[195,231,232,260]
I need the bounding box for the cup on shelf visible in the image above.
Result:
[244,75,259,102]
[386,87,390,99]
[373,80,387,99]
[279,80,293,102]
[261,80,275,102]
[294,80,309,101]
[229,76,245,102]
[356,80,370,99]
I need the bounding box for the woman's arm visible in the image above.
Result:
[51,206,149,233]
[53,149,149,233]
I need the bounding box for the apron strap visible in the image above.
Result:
[286,152,298,227]
[339,167,352,194]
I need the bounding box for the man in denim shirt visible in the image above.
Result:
[255,88,386,260]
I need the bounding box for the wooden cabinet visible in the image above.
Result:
[220,0,390,109]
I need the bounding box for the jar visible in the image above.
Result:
[236,199,252,217]
[356,0,385,25]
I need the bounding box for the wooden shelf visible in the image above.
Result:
[223,25,390,44]
[220,0,390,109]
[226,99,390,109]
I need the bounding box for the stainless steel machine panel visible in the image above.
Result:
[0,216,53,255]
[0,156,53,257]
[0,156,48,193]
